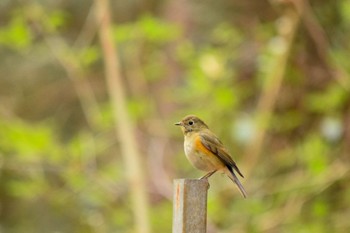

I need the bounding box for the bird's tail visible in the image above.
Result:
[226,166,247,198]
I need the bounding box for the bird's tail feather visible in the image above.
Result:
[226,166,247,198]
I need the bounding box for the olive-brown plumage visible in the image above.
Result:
[175,115,247,198]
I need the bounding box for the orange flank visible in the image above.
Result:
[193,135,223,168]
[194,135,212,156]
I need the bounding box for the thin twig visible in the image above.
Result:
[244,3,302,175]
[94,0,151,233]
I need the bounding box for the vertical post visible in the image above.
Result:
[173,179,209,233]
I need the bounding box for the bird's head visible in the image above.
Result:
[175,115,208,135]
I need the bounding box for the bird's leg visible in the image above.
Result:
[199,170,216,190]
[200,170,217,180]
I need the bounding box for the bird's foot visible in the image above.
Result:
[197,177,210,189]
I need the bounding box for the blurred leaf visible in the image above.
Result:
[99,103,114,128]
[78,46,100,67]
[213,86,236,109]
[312,200,328,217]
[7,179,44,199]
[127,97,153,119]
[271,110,304,132]
[150,201,172,233]
[340,0,350,24]
[298,134,328,175]
[0,15,32,50]
[211,23,242,45]
[46,10,68,31]
[138,15,180,43]
[114,15,180,44]
[306,83,349,113]
[0,119,61,163]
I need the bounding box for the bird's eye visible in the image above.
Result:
[189,121,194,125]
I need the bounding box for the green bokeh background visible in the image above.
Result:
[0,0,349,232]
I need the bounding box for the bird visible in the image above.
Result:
[175,115,247,198]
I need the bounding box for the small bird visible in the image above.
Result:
[175,115,247,198]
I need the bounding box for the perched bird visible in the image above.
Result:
[175,115,247,198]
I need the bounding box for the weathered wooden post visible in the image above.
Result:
[173,179,209,233]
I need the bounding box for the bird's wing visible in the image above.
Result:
[199,132,244,178]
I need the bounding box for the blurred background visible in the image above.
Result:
[0,0,350,232]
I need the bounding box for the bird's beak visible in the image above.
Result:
[174,122,182,126]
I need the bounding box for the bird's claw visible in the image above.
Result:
[198,177,210,189]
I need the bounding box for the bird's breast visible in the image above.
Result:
[183,134,223,172]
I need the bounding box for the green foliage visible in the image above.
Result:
[340,0,350,22]
[78,46,100,68]
[298,134,328,175]
[45,10,68,31]
[0,1,350,233]
[0,15,32,50]
[306,83,349,113]
[114,15,180,43]
[0,119,61,162]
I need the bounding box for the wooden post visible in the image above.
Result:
[173,179,209,233]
